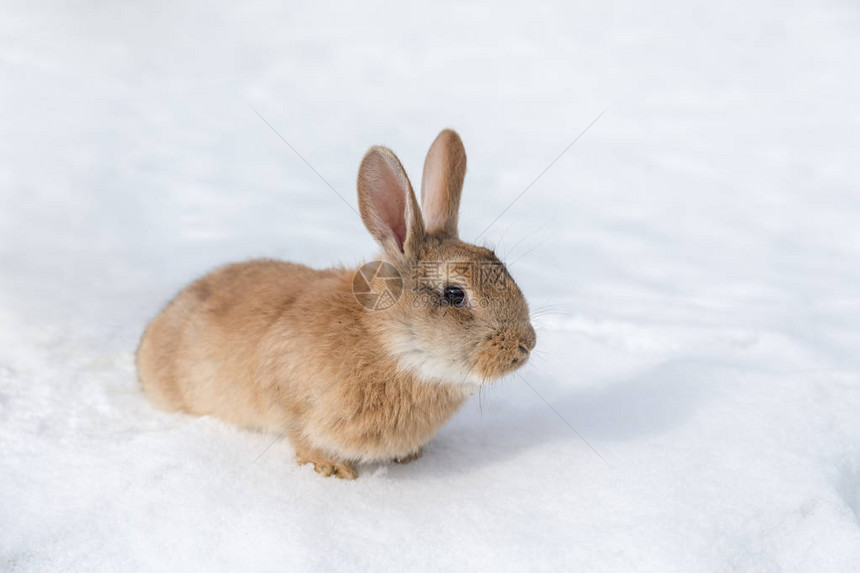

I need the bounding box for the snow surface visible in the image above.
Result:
[2,0,860,571]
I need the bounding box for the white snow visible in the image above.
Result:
[2,0,860,571]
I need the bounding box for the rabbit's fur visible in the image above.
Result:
[137,130,536,479]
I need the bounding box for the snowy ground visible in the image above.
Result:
[2,0,860,571]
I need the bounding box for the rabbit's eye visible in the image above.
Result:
[442,285,467,308]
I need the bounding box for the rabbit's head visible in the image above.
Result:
[357,130,536,386]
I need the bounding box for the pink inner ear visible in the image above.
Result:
[422,159,447,233]
[370,166,407,250]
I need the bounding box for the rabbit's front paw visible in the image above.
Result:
[296,448,357,480]
[394,448,422,464]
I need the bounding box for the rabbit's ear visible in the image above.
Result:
[358,146,426,258]
[420,129,466,238]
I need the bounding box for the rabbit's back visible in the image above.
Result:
[136,259,338,429]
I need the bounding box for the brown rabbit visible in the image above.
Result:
[136,129,536,479]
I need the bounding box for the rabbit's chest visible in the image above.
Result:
[323,377,471,461]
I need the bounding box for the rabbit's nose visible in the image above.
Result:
[511,325,536,366]
[520,324,536,352]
